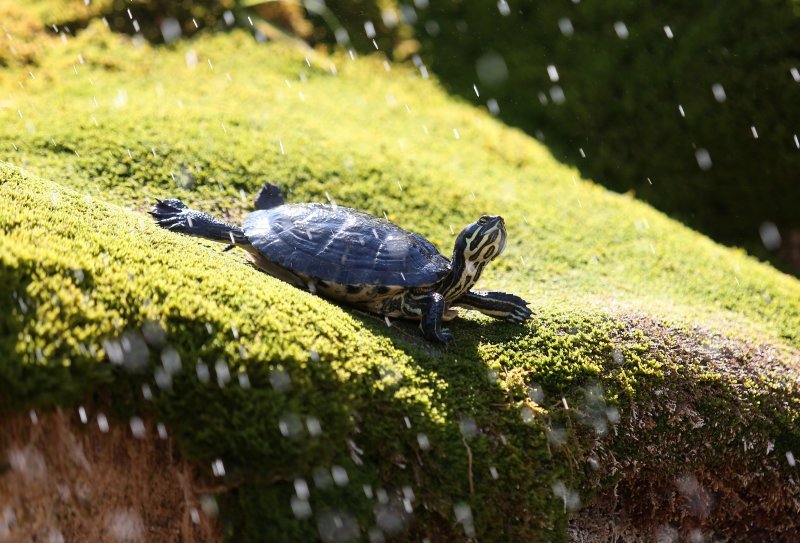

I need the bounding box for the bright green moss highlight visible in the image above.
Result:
[1,17,799,541]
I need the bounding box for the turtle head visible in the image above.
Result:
[441,215,507,300]
[455,215,507,264]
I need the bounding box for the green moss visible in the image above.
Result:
[1,16,799,541]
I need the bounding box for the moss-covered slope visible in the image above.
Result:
[1,17,800,542]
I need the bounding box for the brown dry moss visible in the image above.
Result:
[0,410,221,542]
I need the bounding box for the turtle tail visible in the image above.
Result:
[149,199,248,246]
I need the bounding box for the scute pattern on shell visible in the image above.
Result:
[243,203,451,287]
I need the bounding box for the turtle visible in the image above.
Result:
[149,182,532,345]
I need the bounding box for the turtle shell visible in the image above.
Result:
[243,203,451,287]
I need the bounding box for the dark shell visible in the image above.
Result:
[243,203,451,287]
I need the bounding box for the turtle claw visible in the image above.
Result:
[506,305,533,325]
[150,199,192,231]
[438,328,455,348]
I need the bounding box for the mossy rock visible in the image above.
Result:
[1,13,800,542]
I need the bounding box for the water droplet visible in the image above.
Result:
[750,125,759,139]
[520,406,535,423]
[106,509,144,541]
[424,20,440,37]
[678,104,685,117]
[279,413,304,439]
[103,331,149,374]
[154,367,172,390]
[270,368,291,392]
[614,21,629,39]
[375,500,409,534]
[160,18,181,43]
[0,506,18,538]
[712,83,726,103]
[695,148,712,170]
[317,511,360,542]
[759,222,781,251]
[157,423,168,440]
[334,28,350,45]
[196,361,210,383]
[376,488,389,504]
[211,458,225,477]
[558,18,574,36]
[546,425,566,447]
[185,50,198,68]
[97,413,109,433]
[497,0,511,16]
[546,65,559,82]
[527,383,544,403]
[606,406,621,424]
[663,25,674,39]
[787,451,796,466]
[78,406,87,424]
[291,496,312,519]
[487,98,500,115]
[656,524,679,543]
[489,466,499,479]
[381,9,399,28]
[453,503,475,537]
[141,320,166,347]
[8,447,46,480]
[129,417,145,438]
[223,10,235,26]
[215,359,230,387]
[416,433,430,450]
[476,52,508,87]
[161,346,181,375]
[459,417,477,438]
[364,21,376,38]
[549,85,565,104]
[368,527,386,543]
[332,465,349,486]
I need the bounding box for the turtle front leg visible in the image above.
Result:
[401,292,454,346]
[453,290,532,324]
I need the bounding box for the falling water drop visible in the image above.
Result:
[695,148,712,170]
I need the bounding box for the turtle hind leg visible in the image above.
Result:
[149,199,248,245]
[453,290,532,324]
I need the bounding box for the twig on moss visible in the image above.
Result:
[463,437,474,495]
